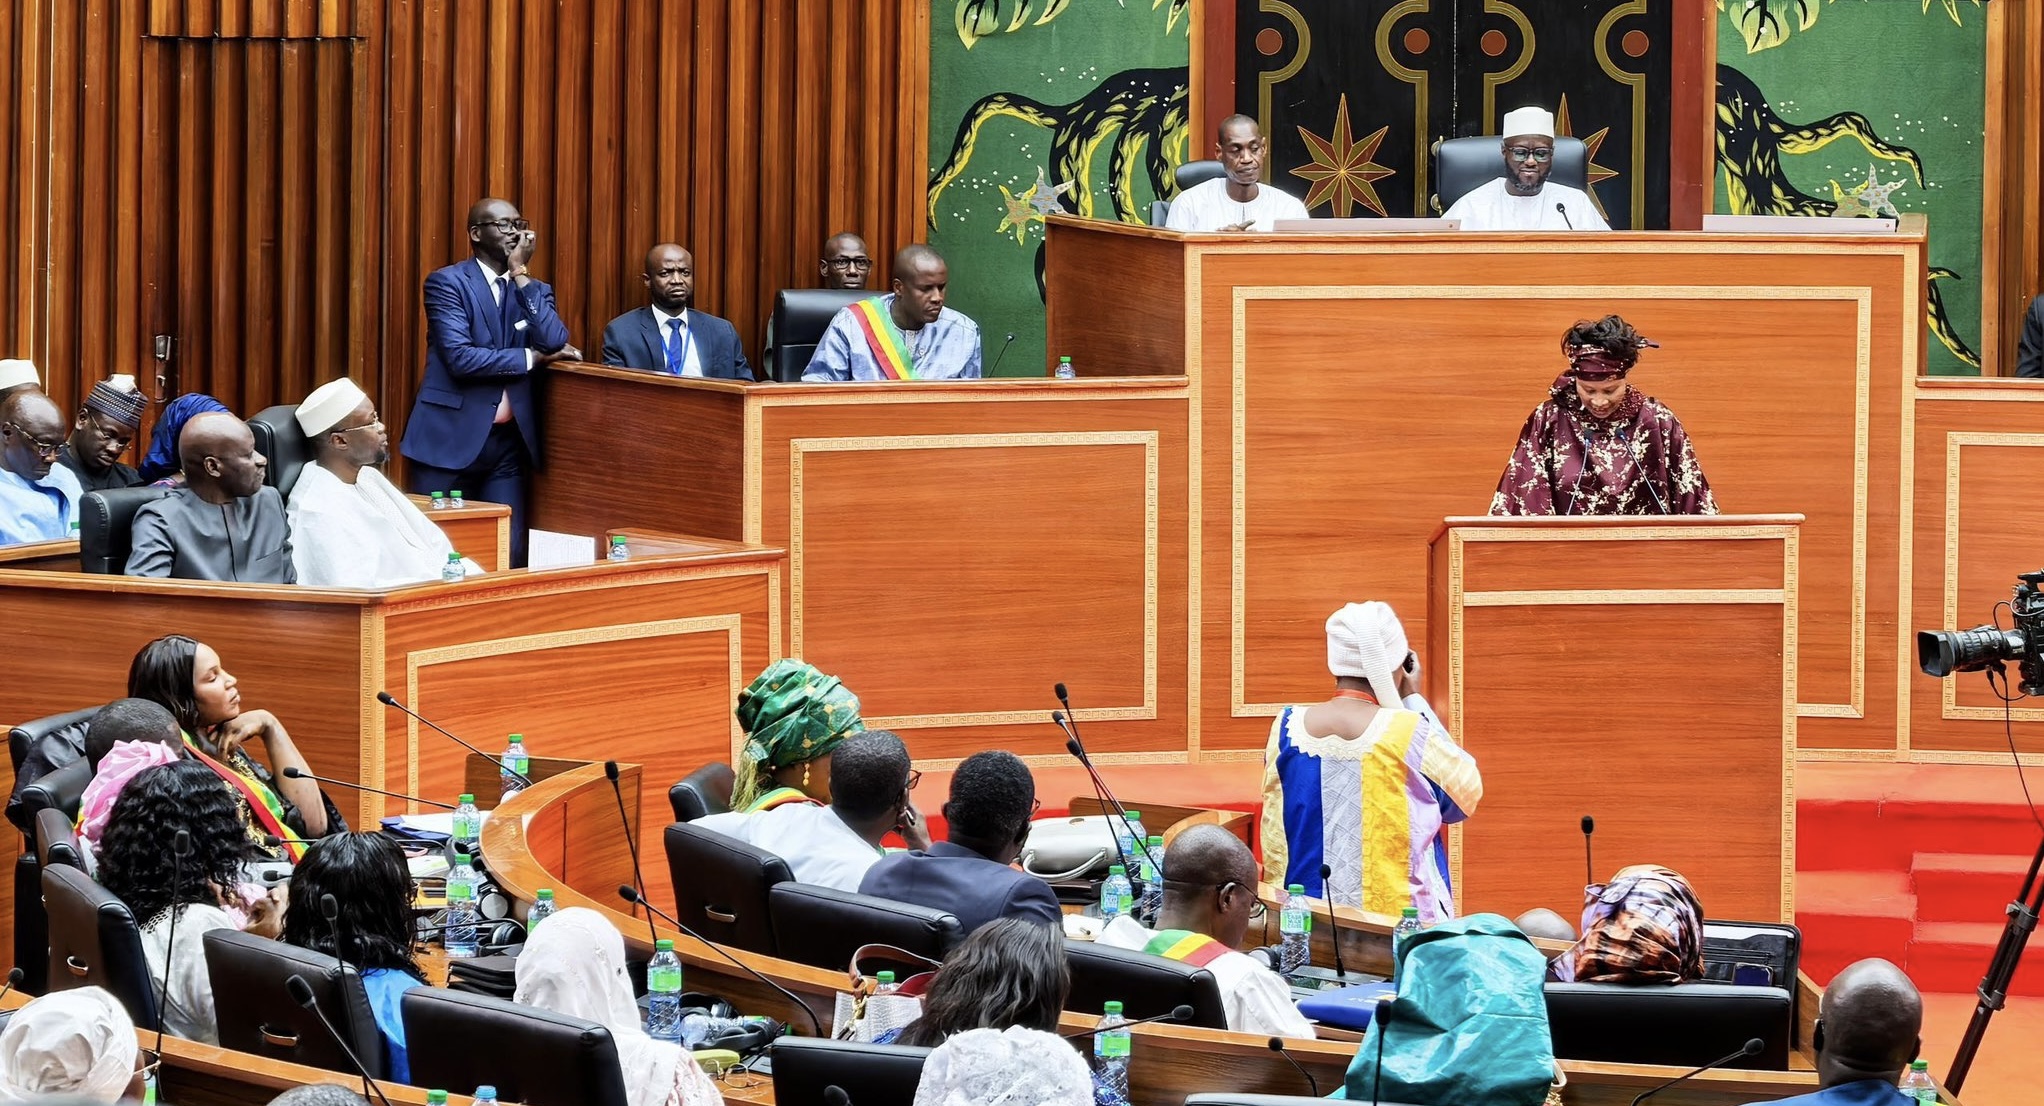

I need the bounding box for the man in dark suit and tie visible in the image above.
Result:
[2017,293,2044,377]
[859,750,1060,934]
[600,244,753,380]
[399,197,578,567]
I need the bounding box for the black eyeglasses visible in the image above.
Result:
[826,257,874,272]
[4,422,63,458]
[1163,877,1267,921]
[81,412,135,447]
[1507,146,1554,163]
[904,769,923,792]
[471,217,531,233]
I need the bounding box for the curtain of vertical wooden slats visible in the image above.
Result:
[4,0,927,462]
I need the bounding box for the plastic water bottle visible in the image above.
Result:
[646,938,684,1043]
[1279,883,1312,976]
[679,1011,758,1048]
[430,491,447,510]
[608,535,630,561]
[500,734,530,801]
[1055,355,1077,379]
[1135,835,1164,922]
[525,888,556,930]
[1100,865,1133,921]
[441,552,464,584]
[1900,1060,1937,1103]
[1391,906,1422,987]
[472,1087,497,1106]
[451,794,480,855]
[1112,810,1145,866]
[425,1092,448,1106]
[444,851,480,957]
[1094,1001,1132,1106]
[450,490,466,509]
[875,971,896,991]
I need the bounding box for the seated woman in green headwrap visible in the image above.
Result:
[728,659,867,813]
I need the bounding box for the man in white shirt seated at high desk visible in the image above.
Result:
[1095,824,1317,1040]
[287,377,476,588]
[696,729,932,892]
[1443,105,1609,232]
[1165,114,1310,233]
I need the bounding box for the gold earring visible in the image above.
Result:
[802,762,811,789]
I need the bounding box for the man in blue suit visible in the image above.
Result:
[600,244,753,380]
[859,750,1060,934]
[399,197,578,567]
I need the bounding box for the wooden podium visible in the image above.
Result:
[1429,515,1799,923]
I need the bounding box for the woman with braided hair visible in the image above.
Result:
[1489,314,1717,517]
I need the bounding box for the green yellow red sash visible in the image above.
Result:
[183,732,306,861]
[1142,928,1232,969]
[849,298,915,380]
[747,786,820,814]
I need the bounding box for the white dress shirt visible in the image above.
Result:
[650,305,703,377]
[695,803,884,892]
[1096,914,1318,1039]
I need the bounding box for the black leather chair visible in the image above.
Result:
[33,807,83,872]
[1064,940,1228,1030]
[246,404,315,498]
[10,709,97,997]
[767,290,875,382]
[1150,159,1228,226]
[79,486,172,574]
[204,929,387,1077]
[668,762,736,823]
[16,758,90,833]
[41,864,160,1030]
[402,987,628,1106]
[1433,135,1590,214]
[663,822,790,956]
[766,883,963,977]
[1544,981,1793,1069]
[8,706,97,778]
[770,1037,931,1106]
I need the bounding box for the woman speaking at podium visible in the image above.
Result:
[1488,315,1717,516]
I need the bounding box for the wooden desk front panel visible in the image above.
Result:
[409,497,512,572]
[1191,238,1914,756]
[1911,380,2044,759]
[532,364,750,540]
[1433,525,1795,922]
[752,384,1190,765]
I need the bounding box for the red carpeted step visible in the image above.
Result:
[1908,922,2044,997]
[1911,853,2037,925]
[1797,763,2044,873]
[1795,869,1917,983]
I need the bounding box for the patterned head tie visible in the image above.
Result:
[1564,333,1659,381]
[730,658,865,809]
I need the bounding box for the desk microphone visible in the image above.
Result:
[617,885,824,1036]
[287,975,396,1106]
[281,766,454,810]
[1268,1037,1320,1096]
[1629,1038,1764,1105]
[603,761,660,950]
[1059,1004,1193,1039]
[317,894,374,1104]
[989,332,1016,376]
[0,966,22,1007]
[1556,202,1574,230]
[374,691,530,786]
[150,829,191,1070]
[1318,863,1349,979]
[1370,993,1394,1106]
[822,1088,853,1106]
[1581,815,1597,893]
[1052,707,1133,878]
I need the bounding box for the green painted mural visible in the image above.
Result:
[927,0,1192,377]
[1713,0,1987,375]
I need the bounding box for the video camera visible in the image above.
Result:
[1917,569,2044,696]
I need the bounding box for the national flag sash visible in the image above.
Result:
[849,298,916,380]
[183,733,306,861]
[749,786,819,813]
[1141,928,1232,969]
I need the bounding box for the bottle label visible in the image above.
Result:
[447,883,474,901]
[649,965,683,992]
[506,753,529,774]
[1096,1033,1131,1059]
[1282,907,1307,932]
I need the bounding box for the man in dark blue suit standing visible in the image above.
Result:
[859,750,1060,934]
[399,197,578,567]
[600,243,754,380]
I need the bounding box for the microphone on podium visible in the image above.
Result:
[374,691,530,785]
[1556,202,1574,230]
[989,332,1017,375]
[281,766,454,809]
[287,974,396,1106]
[1059,1004,1193,1039]
[601,761,660,950]
[1629,1039,1765,1105]
[1581,814,1596,890]
[1267,1037,1320,1096]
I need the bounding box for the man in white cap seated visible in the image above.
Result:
[57,374,147,492]
[0,985,143,1104]
[0,357,39,404]
[1257,601,1482,923]
[288,377,475,588]
[0,389,83,546]
[1444,105,1609,232]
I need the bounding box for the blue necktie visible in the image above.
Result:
[665,318,687,375]
[496,277,520,343]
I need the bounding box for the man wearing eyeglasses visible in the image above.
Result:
[289,377,474,588]
[696,729,931,892]
[398,197,581,568]
[0,390,82,546]
[1443,105,1608,232]
[819,233,874,290]
[599,244,754,379]
[56,376,146,493]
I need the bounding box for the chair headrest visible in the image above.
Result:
[1175,160,1226,192]
[246,405,314,499]
[78,487,172,575]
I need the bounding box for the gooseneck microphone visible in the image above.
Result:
[1628,1038,1765,1105]
[287,974,396,1106]
[1059,1003,1194,1039]
[1319,862,1349,979]
[617,884,824,1036]
[319,894,373,1105]
[151,829,192,1066]
[1370,993,1394,1106]
[1581,815,1597,892]
[1053,705,1133,878]
[989,332,1017,376]
[282,766,454,810]
[604,761,660,950]
[0,966,23,1006]
[375,691,531,786]
[1556,202,1574,230]
[1267,1037,1320,1096]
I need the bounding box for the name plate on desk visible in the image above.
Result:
[1701,213,1897,235]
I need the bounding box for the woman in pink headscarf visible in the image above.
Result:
[73,698,186,873]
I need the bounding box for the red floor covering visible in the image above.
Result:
[1919,991,2039,1106]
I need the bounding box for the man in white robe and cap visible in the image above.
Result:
[0,986,142,1104]
[288,377,475,588]
[1445,105,1609,232]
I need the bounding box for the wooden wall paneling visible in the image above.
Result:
[584,0,622,348]
[248,41,283,404]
